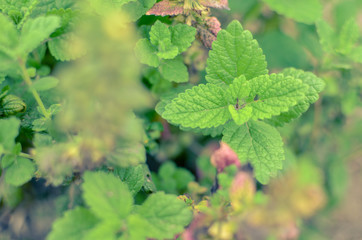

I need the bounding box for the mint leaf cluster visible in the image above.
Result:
[317,18,362,63]
[159,21,325,184]
[48,171,192,240]
[135,21,196,83]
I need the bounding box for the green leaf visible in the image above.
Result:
[19,15,61,55]
[0,13,18,52]
[228,104,253,125]
[266,68,325,126]
[113,165,144,195]
[0,117,20,151]
[222,121,284,184]
[155,84,193,116]
[134,192,192,239]
[5,157,36,186]
[337,18,360,55]
[82,221,119,240]
[162,83,230,128]
[149,21,179,59]
[48,33,86,61]
[32,76,59,91]
[206,20,267,85]
[263,0,322,24]
[316,20,336,53]
[247,74,308,120]
[47,207,99,240]
[227,75,250,101]
[82,171,133,221]
[121,0,156,22]
[170,24,196,53]
[149,20,170,46]
[159,57,189,83]
[134,39,159,67]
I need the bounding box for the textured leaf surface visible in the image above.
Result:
[82,171,133,221]
[227,75,250,102]
[228,105,253,125]
[222,121,284,184]
[266,68,325,126]
[150,20,171,47]
[159,58,188,83]
[47,207,99,240]
[0,118,20,151]
[113,165,144,195]
[263,0,322,24]
[19,16,61,55]
[248,74,308,120]
[206,20,267,85]
[134,192,192,239]
[134,38,159,67]
[170,24,196,53]
[162,84,230,128]
[48,33,86,61]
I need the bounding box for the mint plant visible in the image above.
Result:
[0,0,359,239]
[48,171,192,240]
[158,20,325,183]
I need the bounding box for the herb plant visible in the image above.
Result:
[0,0,361,239]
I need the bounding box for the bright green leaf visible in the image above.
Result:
[134,38,159,67]
[150,20,171,46]
[82,171,133,221]
[170,24,196,53]
[159,57,189,83]
[19,15,61,55]
[134,192,192,239]
[266,68,325,126]
[47,207,99,240]
[206,20,268,85]
[228,104,253,125]
[162,83,230,128]
[32,76,59,91]
[227,75,250,102]
[248,74,308,120]
[222,121,284,184]
[113,165,144,195]
[0,117,20,151]
[5,157,36,186]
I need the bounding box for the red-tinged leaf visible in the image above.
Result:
[146,0,184,16]
[200,0,229,9]
[206,17,221,36]
[211,142,241,173]
[197,17,221,49]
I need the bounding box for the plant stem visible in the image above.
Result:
[19,59,50,118]
[18,152,34,159]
